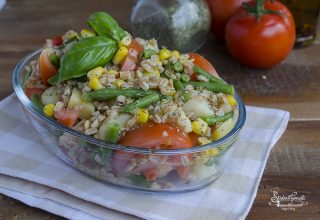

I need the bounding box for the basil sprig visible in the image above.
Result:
[88,12,126,42]
[49,36,117,85]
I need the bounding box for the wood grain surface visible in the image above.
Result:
[0,0,319,219]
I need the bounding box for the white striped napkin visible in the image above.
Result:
[0,94,289,220]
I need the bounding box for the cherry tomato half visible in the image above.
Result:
[189,53,219,79]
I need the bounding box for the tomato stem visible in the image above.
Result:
[243,0,285,21]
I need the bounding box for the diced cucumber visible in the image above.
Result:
[79,102,95,119]
[193,161,218,180]
[97,113,131,142]
[68,89,95,119]
[105,122,121,143]
[212,118,235,141]
[68,89,83,107]
[182,97,214,117]
[41,86,61,105]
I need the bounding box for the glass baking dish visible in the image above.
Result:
[12,50,246,192]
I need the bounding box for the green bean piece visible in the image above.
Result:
[100,147,113,165]
[183,81,234,95]
[48,53,60,68]
[120,93,160,113]
[181,73,190,82]
[141,49,157,59]
[160,71,170,80]
[105,122,121,143]
[194,65,225,84]
[128,175,153,188]
[202,111,234,125]
[173,80,184,90]
[84,88,159,102]
[181,91,191,102]
[173,62,183,72]
[31,94,44,110]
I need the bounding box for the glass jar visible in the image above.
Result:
[131,0,211,53]
[280,0,320,47]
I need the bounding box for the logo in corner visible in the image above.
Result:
[268,187,308,211]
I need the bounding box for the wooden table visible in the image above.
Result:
[0,0,319,219]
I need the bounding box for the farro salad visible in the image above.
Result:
[24,12,238,186]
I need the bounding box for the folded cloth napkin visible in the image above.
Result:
[0,94,289,220]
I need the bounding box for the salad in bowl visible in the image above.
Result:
[13,12,245,192]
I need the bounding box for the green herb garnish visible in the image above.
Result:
[48,36,117,85]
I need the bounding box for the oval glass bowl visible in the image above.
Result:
[13,50,246,192]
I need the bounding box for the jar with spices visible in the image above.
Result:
[131,0,211,53]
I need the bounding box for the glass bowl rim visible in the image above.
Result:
[12,49,246,155]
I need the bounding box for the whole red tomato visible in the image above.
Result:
[225,0,295,68]
[207,0,249,39]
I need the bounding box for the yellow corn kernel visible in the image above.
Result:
[114,79,124,88]
[89,77,104,90]
[159,48,172,60]
[43,104,55,117]
[80,29,96,38]
[208,148,219,156]
[87,67,104,79]
[137,108,149,124]
[171,50,180,59]
[113,46,129,65]
[192,118,208,135]
[118,36,132,47]
[107,69,119,76]
[227,95,236,106]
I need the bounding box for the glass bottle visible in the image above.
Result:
[131,0,211,53]
[281,0,320,47]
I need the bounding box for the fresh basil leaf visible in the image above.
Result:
[88,12,126,42]
[48,72,59,85]
[48,36,117,85]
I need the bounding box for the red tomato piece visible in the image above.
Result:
[120,39,143,72]
[143,168,161,181]
[111,150,134,176]
[189,53,219,78]
[52,36,63,46]
[24,87,45,99]
[119,123,192,149]
[176,165,192,181]
[54,108,79,128]
[39,49,58,85]
[112,123,192,180]
[189,132,200,147]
